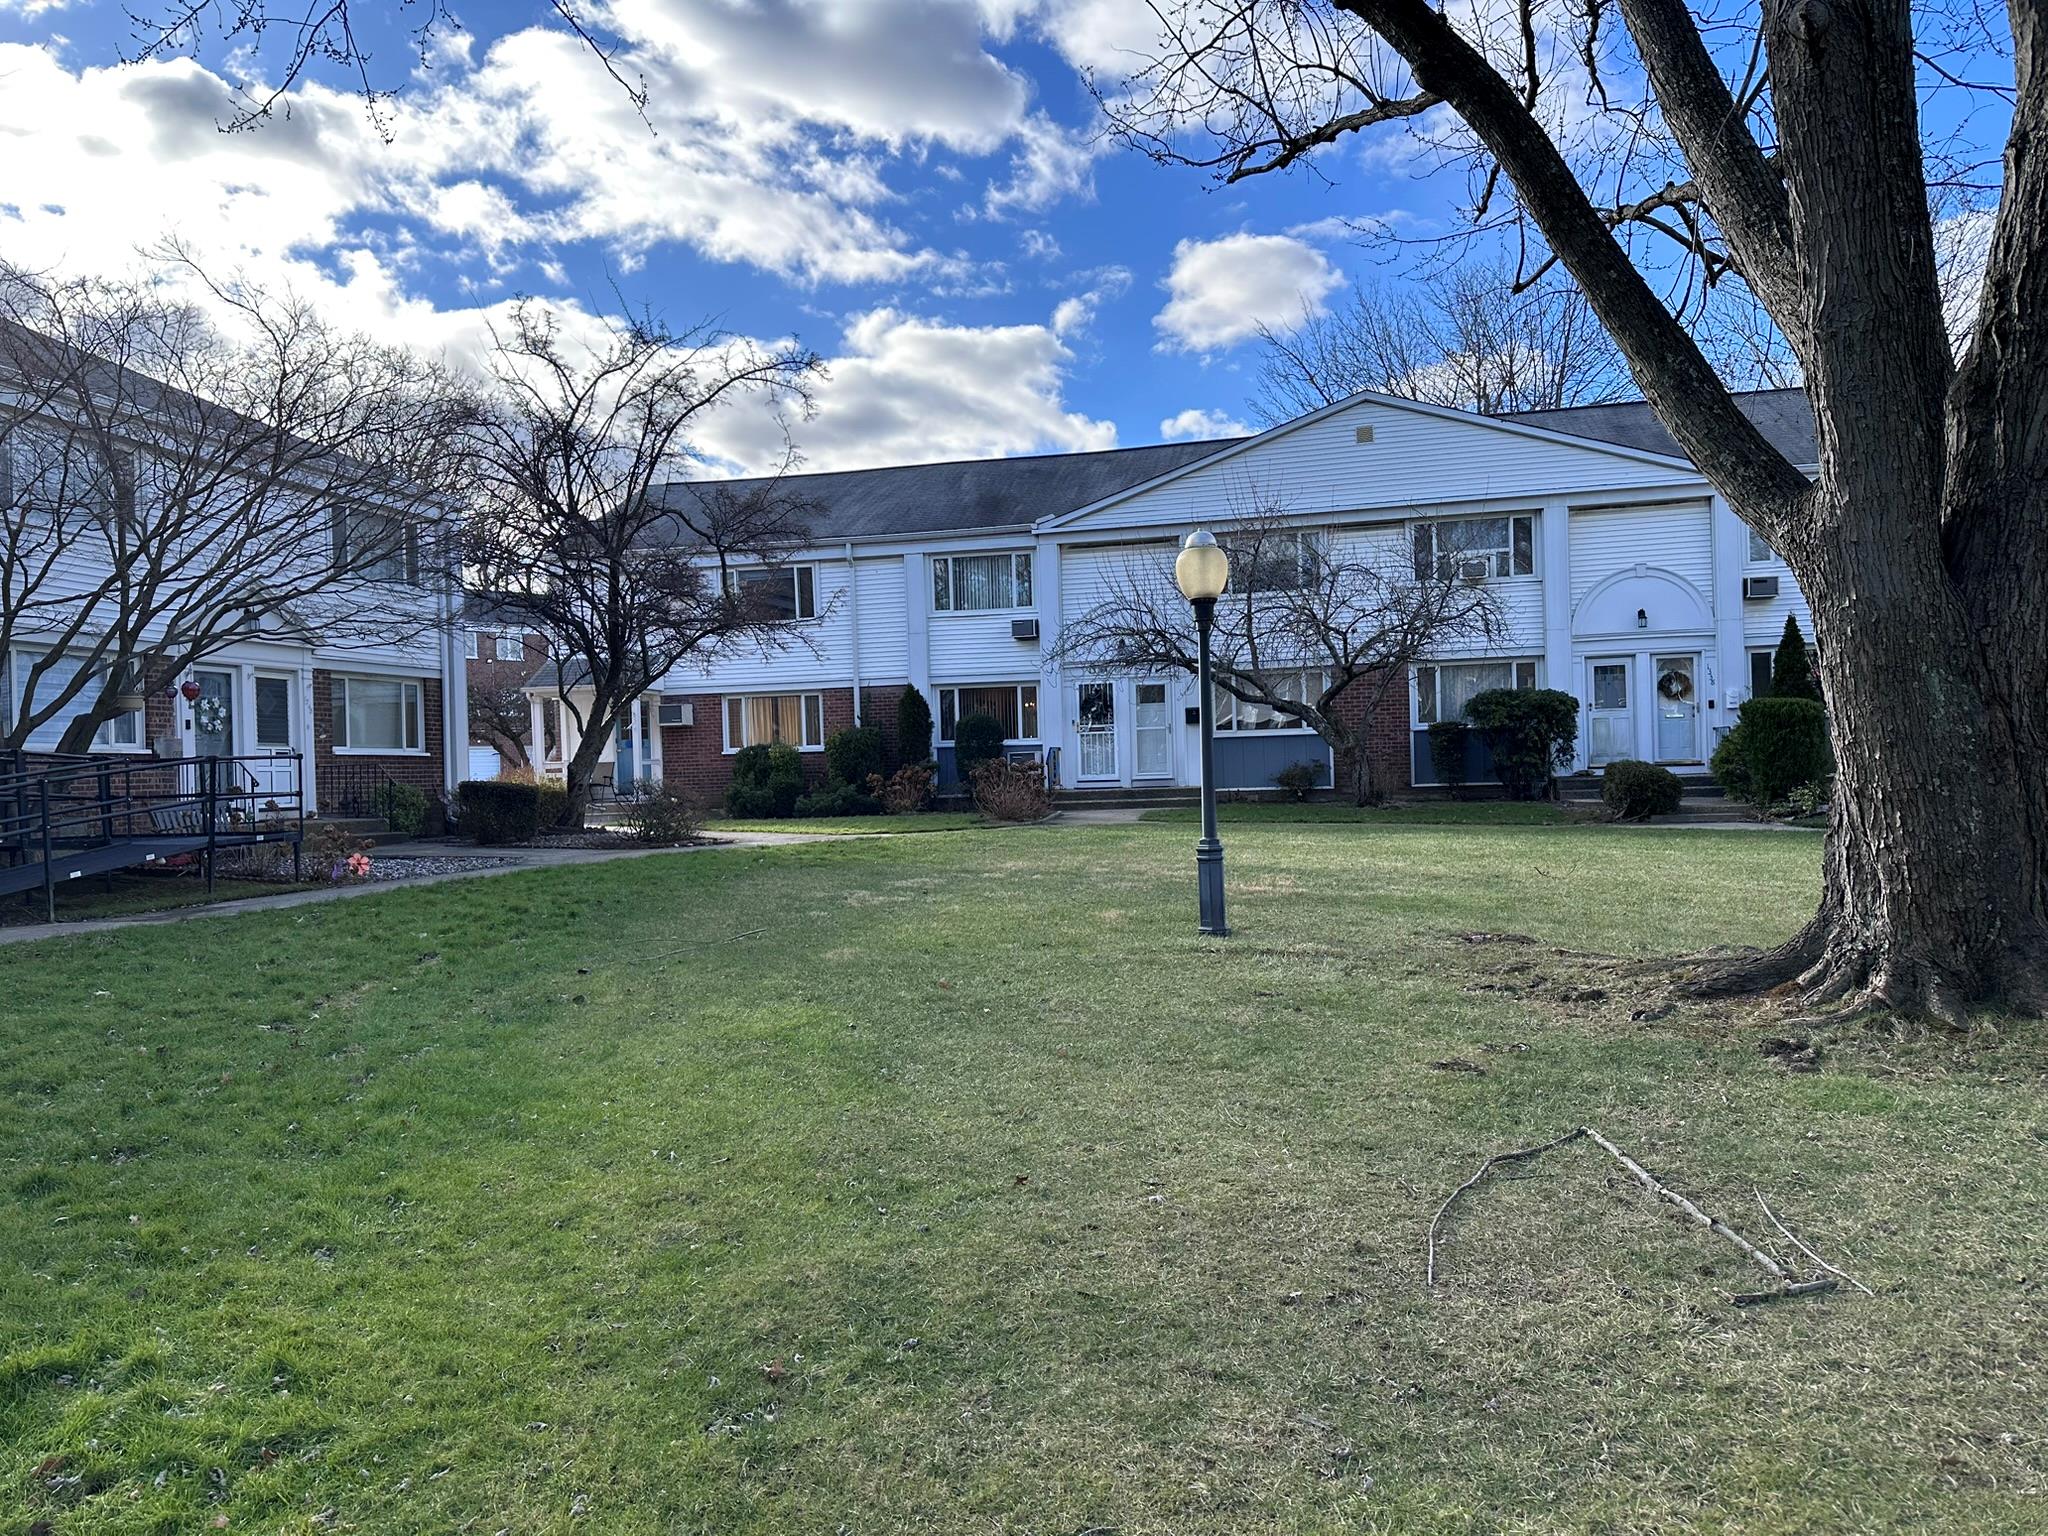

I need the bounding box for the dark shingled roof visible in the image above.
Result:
[644,389,1814,548]
[652,438,1243,544]
[1501,387,1816,465]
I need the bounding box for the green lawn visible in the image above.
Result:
[1140,799,1591,826]
[707,811,984,835]
[4,823,2042,1534]
[0,869,320,926]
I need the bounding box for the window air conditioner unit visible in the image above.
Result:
[1457,559,1491,583]
[1011,617,1040,641]
[1743,575,1780,601]
[656,697,693,727]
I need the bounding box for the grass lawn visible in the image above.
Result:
[706,811,985,836]
[0,870,320,927]
[4,823,2042,1534]
[1140,799,1591,827]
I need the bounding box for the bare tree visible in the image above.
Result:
[1254,265,1631,423]
[1100,0,2046,1022]
[1053,501,1504,803]
[467,677,534,769]
[0,258,465,754]
[461,302,824,827]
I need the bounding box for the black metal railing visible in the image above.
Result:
[319,759,404,819]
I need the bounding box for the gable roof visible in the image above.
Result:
[1502,387,1815,464]
[650,439,1241,546]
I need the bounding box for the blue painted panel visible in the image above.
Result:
[935,744,958,787]
[1410,729,1501,786]
[1216,734,1331,792]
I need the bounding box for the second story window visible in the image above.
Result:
[332,506,421,585]
[727,564,816,621]
[933,551,1032,613]
[1411,514,1535,582]
[1224,529,1323,593]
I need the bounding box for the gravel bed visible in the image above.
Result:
[362,855,520,879]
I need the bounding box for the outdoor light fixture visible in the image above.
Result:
[1174,529,1231,937]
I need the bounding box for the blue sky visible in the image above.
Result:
[0,0,1479,473]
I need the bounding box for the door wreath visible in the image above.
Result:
[194,696,231,735]
[1656,668,1693,702]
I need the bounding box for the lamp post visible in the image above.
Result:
[1175,529,1230,937]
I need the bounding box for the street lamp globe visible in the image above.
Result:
[1175,528,1230,603]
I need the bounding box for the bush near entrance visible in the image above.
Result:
[1602,759,1684,820]
[1712,696,1832,811]
[726,743,805,818]
[457,779,541,844]
[1465,688,1580,800]
[952,711,1007,784]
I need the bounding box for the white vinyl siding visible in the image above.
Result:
[1569,503,1713,608]
[332,674,424,753]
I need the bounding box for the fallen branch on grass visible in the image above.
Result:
[1754,1188,1875,1297]
[1425,1125,1841,1305]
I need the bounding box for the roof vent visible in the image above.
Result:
[1354,425,1375,445]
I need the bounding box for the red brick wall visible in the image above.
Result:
[1327,666,1412,798]
[658,687,858,807]
[311,669,446,815]
[465,631,545,764]
[860,685,908,768]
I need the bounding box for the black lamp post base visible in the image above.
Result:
[1196,837,1229,937]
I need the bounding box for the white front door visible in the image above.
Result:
[1587,657,1633,766]
[1075,682,1117,779]
[1132,680,1173,780]
[250,671,300,804]
[1653,654,1700,763]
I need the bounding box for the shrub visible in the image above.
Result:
[457,779,540,844]
[897,685,934,766]
[1771,614,1822,702]
[952,711,1007,784]
[725,742,805,818]
[872,762,935,815]
[305,820,374,881]
[1464,688,1580,800]
[535,778,570,830]
[1274,760,1322,801]
[368,778,429,838]
[970,758,1051,822]
[1426,720,1471,796]
[1601,759,1683,820]
[794,779,882,818]
[825,725,885,788]
[1721,695,1831,811]
[618,786,702,845]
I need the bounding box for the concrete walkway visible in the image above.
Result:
[0,832,826,947]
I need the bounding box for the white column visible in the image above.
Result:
[1540,499,1578,767]
[903,551,931,697]
[1708,493,1750,738]
[1035,537,1063,786]
[844,542,863,726]
[628,691,645,789]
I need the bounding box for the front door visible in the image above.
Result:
[250,671,300,804]
[1587,657,1633,766]
[1075,682,1117,779]
[1653,654,1700,763]
[616,711,636,790]
[1133,681,1173,780]
[193,668,236,757]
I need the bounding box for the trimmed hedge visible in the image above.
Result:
[369,778,429,838]
[1602,759,1683,820]
[897,685,934,766]
[535,778,569,830]
[726,742,805,818]
[1425,720,1471,796]
[825,726,885,789]
[1465,688,1580,800]
[794,779,882,817]
[457,779,540,844]
[1715,695,1830,810]
[952,711,1007,784]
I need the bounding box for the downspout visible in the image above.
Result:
[845,540,862,726]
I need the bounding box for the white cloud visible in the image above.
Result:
[698,305,1117,474]
[1159,407,1249,440]
[1153,232,1343,353]
[1019,228,1061,260]
[984,112,1102,216]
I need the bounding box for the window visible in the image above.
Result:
[331,507,420,585]
[254,675,293,749]
[93,705,144,749]
[723,692,825,751]
[494,633,525,662]
[938,684,1040,741]
[932,551,1032,612]
[1748,649,1774,700]
[1215,669,1325,731]
[1412,514,1536,581]
[727,564,817,622]
[4,430,137,530]
[1747,526,1774,563]
[1414,659,1540,724]
[463,630,480,659]
[1224,529,1323,593]
[331,675,423,752]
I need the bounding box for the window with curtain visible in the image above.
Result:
[932,552,1032,612]
[1214,669,1325,731]
[937,684,1039,741]
[726,565,817,621]
[6,647,145,751]
[331,507,421,585]
[1413,659,1540,724]
[723,692,825,750]
[332,675,423,751]
[494,633,526,662]
[1411,514,1536,581]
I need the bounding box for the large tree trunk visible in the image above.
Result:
[1695,493,2048,1020]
